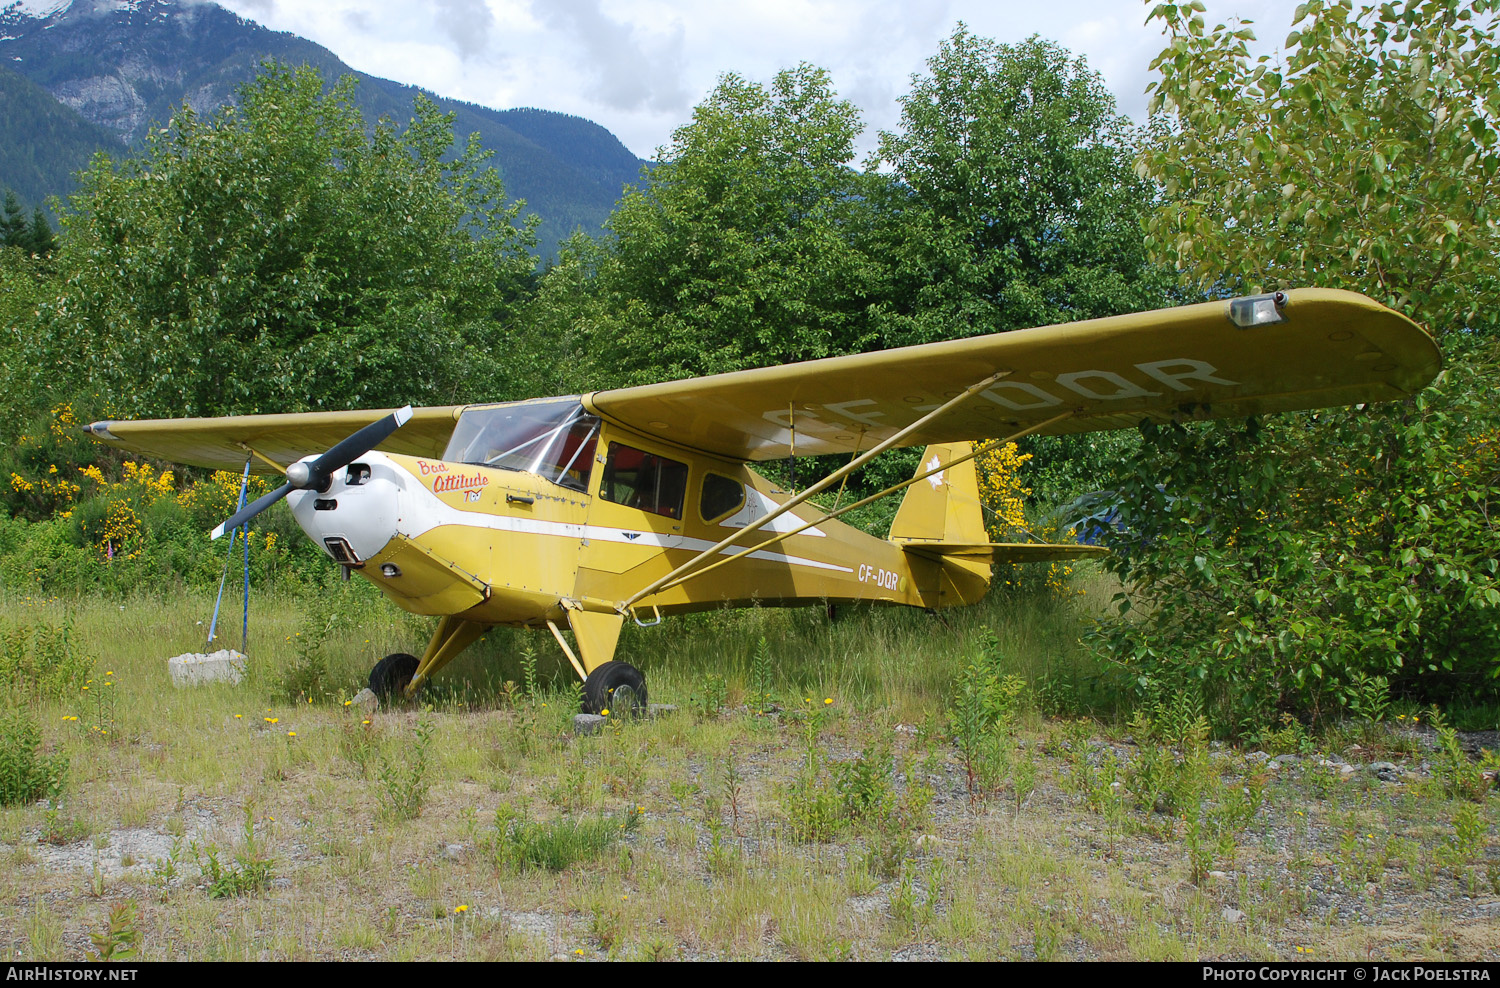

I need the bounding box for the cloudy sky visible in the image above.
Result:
[210,0,1305,161]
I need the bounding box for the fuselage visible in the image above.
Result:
[287,396,952,629]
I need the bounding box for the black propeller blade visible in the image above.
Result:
[210,405,413,540]
[211,483,294,541]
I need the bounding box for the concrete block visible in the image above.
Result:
[573,713,606,735]
[168,649,246,686]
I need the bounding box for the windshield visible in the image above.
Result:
[443,400,600,493]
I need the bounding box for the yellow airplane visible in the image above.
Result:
[82,289,1439,712]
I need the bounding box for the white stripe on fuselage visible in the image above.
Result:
[399,480,853,575]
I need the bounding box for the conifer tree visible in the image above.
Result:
[1,190,27,248]
[26,208,55,256]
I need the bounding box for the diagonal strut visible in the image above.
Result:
[617,371,1018,612]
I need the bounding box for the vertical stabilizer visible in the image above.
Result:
[889,443,988,545]
[890,443,992,605]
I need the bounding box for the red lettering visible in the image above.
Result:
[432,472,489,493]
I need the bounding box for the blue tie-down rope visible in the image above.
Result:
[208,455,252,647]
[241,483,252,652]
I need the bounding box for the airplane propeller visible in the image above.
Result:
[210,406,413,540]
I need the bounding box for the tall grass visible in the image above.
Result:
[441,568,1122,722]
[0,563,1123,724]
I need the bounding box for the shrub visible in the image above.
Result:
[277,612,336,702]
[196,807,274,898]
[1105,0,1500,734]
[1092,369,1500,735]
[487,805,641,871]
[1427,707,1500,803]
[0,620,94,699]
[375,713,435,820]
[949,630,1029,795]
[0,710,68,807]
[86,903,139,961]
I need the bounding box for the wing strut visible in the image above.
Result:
[617,371,1015,613]
[546,619,590,682]
[236,443,288,475]
[634,410,1076,602]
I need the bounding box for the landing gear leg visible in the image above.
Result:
[402,615,488,698]
[545,606,641,715]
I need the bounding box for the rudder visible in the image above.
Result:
[889,443,992,605]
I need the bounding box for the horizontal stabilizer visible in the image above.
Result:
[896,541,1108,564]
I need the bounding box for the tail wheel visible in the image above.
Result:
[581,661,647,716]
[370,652,419,700]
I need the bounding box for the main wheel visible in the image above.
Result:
[581,661,647,716]
[369,652,419,701]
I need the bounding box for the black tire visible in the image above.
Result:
[369,652,419,701]
[581,661,647,716]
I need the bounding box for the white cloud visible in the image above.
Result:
[212,0,1306,160]
[434,0,492,59]
[536,0,689,114]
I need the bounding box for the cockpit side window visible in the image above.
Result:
[700,473,745,522]
[443,400,600,492]
[600,443,688,519]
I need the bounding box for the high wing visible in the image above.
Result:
[84,290,1439,472]
[584,289,1441,461]
[83,405,464,474]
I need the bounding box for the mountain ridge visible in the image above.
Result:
[0,0,646,256]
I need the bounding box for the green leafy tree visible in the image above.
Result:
[519,230,611,398]
[869,28,1178,506]
[20,63,537,418]
[1141,0,1500,343]
[539,63,886,388]
[0,218,62,432]
[872,28,1179,349]
[1095,0,1500,730]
